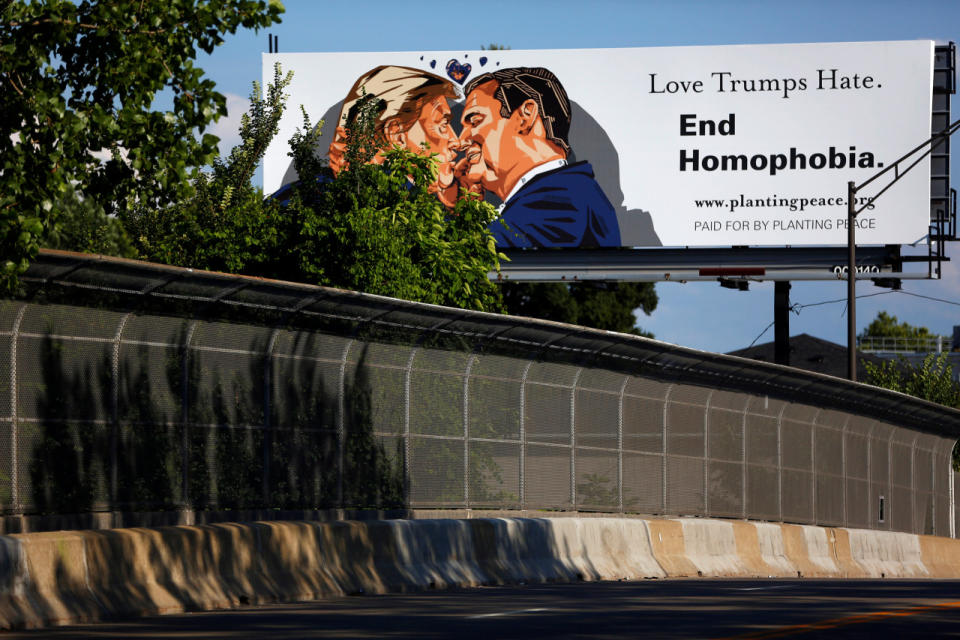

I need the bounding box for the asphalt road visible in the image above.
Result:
[6,579,960,639]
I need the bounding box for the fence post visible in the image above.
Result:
[911,433,918,533]
[110,312,133,513]
[950,467,956,538]
[403,347,418,507]
[931,441,937,535]
[841,416,850,528]
[181,321,198,510]
[776,401,787,523]
[337,339,354,509]
[886,428,896,530]
[463,354,476,510]
[262,329,281,508]
[662,384,673,514]
[811,409,820,524]
[866,421,874,526]
[703,390,713,517]
[519,360,533,511]
[617,376,628,513]
[9,304,27,514]
[570,368,583,509]
[741,394,748,519]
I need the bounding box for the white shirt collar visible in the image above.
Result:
[496,158,568,214]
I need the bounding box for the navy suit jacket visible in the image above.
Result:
[491,161,622,248]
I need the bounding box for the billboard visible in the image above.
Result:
[262,41,934,249]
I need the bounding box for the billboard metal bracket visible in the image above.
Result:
[846,115,960,381]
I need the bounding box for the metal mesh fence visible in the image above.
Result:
[955,472,960,537]
[2,252,959,536]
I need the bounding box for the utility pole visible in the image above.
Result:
[845,118,960,381]
[847,182,857,381]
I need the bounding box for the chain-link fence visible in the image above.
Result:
[1,251,958,535]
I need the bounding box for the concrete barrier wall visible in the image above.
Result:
[2,516,960,630]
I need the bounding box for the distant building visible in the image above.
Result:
[727,333,891,380]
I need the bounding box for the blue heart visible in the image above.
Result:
[479,56,488,67]
[446,58,471,85]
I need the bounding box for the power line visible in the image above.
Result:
[748,320,775,348]
[746,292,889,349]
[793,290,895,311]
[793,288,960,314]
[895,289,960,307]
[744,286,960,352]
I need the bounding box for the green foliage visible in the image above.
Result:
[283,109,505,311]
[860,311,946,341]
[41,185,137,258]
[132,68,504,313]
[127,65,292,275]
[864,353,960,408]
[0,0,283,293]
[501,282,657,335]
[864,353,960,470]
[339,91,384,181]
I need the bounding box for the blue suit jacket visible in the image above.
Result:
[491,161,622,248]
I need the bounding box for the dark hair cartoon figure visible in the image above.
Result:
[457,67,622,248]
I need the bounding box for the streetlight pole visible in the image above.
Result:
[844,117,960,382]
[847,181,857,381]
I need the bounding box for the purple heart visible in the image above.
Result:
[446,58,471,85]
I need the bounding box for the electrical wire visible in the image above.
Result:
[748,320,776,348]
[793,290,895,311]
[744,286,960,351]
[894,290,960,307]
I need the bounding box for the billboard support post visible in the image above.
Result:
[775,281,791,366]
[847,181,858,382]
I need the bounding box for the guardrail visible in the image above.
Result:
[858,335,949,353]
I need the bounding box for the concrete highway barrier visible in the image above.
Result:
[1,516,959,630]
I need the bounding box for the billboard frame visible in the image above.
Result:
[493,43,957,286]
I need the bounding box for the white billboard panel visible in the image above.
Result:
[262,41,933,248]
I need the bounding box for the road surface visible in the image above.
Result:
[7,578,960,638]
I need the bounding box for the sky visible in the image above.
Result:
[196,0,960,354]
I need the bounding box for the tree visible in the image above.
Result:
[279,102,504,312]
[501,282,657,336]
[859,311,947,349]
[864,353,960,408]
[127,65,292,275]
[41,183,137,258]
[131,70,505,313]
[865,354,960,470]
[861,313,958,469]
[0,0,283,293]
